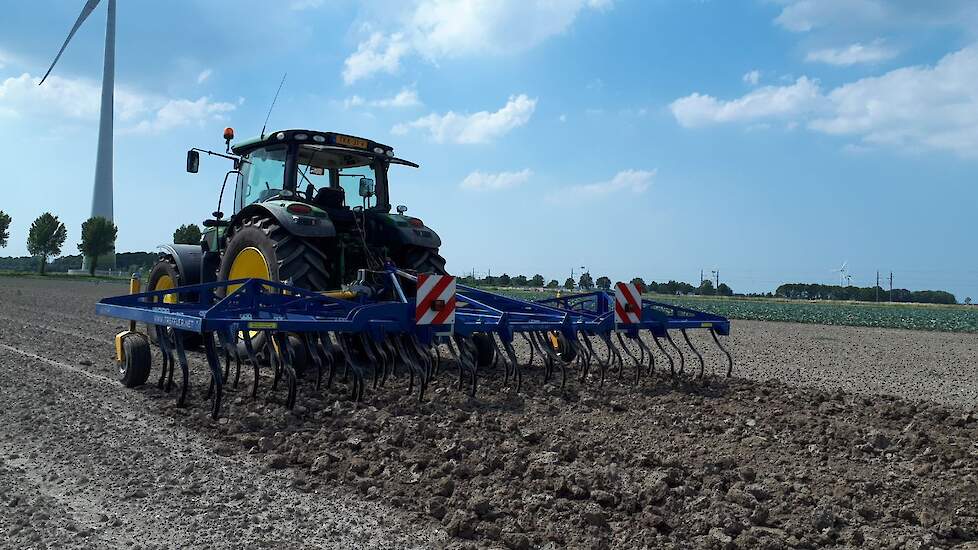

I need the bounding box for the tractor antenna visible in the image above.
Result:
[260,72,287,139]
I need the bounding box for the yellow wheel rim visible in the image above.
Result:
[228,247,271,295]
[228,246,272,340]
[153,274,178,304]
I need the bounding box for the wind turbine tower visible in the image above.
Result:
[41,0,116,270]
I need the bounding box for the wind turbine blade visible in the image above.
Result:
[38,0,103,85]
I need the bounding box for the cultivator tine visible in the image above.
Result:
[314,332,336,390]
[450,335,478,397]
[202,332,225,419]
[155,325,173,391]
[410,337,434,399]
[636,333,654,376]
[242,330,261,398]
[614,332,642,384]
[680,329,706,379]
[651,334,675,376]
[710,329,734,377]
[491,333,521,392]
[172,331,191,407]
[664,332,685,376]
[532,331,569,389]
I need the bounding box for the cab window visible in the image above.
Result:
[235,146,287,211]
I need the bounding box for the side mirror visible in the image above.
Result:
[186,150,200,173]
[359,177,375,198]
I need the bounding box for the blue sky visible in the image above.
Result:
[1,0,976,299]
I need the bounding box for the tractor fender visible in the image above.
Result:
[157,244,203,286]
[232,203,337,239]
[373,214,442,249]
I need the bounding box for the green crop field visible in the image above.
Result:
[482,287,978,333]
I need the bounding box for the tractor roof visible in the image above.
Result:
[232,129,394,157]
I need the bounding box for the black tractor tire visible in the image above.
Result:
[146,257,202,349]
[400,247,447,275]
[472,333,496,368]
[219,216,331,371]
[219,216,331,291]
[119,333,152,388]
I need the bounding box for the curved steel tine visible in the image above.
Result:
[242,330,262,397]
[155,325,173,391]
[681,329,705,379]
[303,333,323,392]
[615,332,642,384]
[358,334,380,392]
[338,334,366,402]
[489,333,512,387]
[272,332,298,408]
[370,337,389,389]
[202,332,225,419]
[502,338,523,392]
[269,333,282,391]
[381,338,397,385]
[664,331,685,376]
[651,334,674,376]
[518,332,535,367]
[410,336,434,400]
[533,332,569,389]
[393,335,419,397]
[579,333,598,382]
[710,329,734,378]
[598,333,616,387]
[636,332,654,376]
[221,331,243,390]
[172,331,191,407]
[432,341,442,377]
[317,332,337,389]
[454,336,478,397]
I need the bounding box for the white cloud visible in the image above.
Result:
[343,0,611,83]
[806,41,896,65]
[392,94,536,144]
[547,169,655,204]
[774,0,886,32]
[125,97,237,135]
[810,45,978,156]
[290,0,324,10]
[772,0,978,33]
[742,70,760,86]
[670,77,821,127]
[670,45,978,157]
[196,69,213,84]
[342,32,410,84]
[343,88,421,109]
[0,72,236,134]
[460,169,533,191]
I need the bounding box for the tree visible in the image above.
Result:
[563,277,575,290]
[26,213,67,275]
[512,274,528,287]
[530,274,545,287]
[717,282,733,296]
[547,279,559,289]
[498,273,511,286]
[578,272,594,290]
[630,277,646,293]
[697,279,716,296]
[78,216,118,275]
[966,297,972,305]
[595,276,611,290]
[0,210,10,248]
[173,223,202,245]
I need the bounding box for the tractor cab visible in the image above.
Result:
[228,129,418,216]
[176,128,445,296]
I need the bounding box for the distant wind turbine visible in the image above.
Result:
[831,261,848,286]
[40,0,116,270]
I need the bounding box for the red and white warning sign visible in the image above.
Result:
[415,274,456,325]
[614,282,642,325]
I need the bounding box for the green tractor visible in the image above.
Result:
[147,128,448,355]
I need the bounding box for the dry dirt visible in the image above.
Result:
[0,276,976,549]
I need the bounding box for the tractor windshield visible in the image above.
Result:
[235,145,287,211]
[295,144,378,208]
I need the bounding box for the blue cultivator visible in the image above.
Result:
[97,269,733,419]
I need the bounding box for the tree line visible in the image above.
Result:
[459,271,734,296]
[775,283,957,305]
[0,210,203,276]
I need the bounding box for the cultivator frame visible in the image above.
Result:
[97,268,733,418]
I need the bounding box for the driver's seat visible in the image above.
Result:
[315,187,345,209]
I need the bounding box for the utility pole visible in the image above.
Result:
[876,271,879,302]
[715,270,719,289]
[700,269,704,285]
[889,272,894,302]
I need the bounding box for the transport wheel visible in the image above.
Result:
[146,257,202,349]
[119,333,152,388]
[218,216,331,370]
[549,331,577,363]
[472,333,496,368]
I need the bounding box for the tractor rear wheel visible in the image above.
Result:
[400,247,447,275]
[146,257,202,349]
[218,216,331,371]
